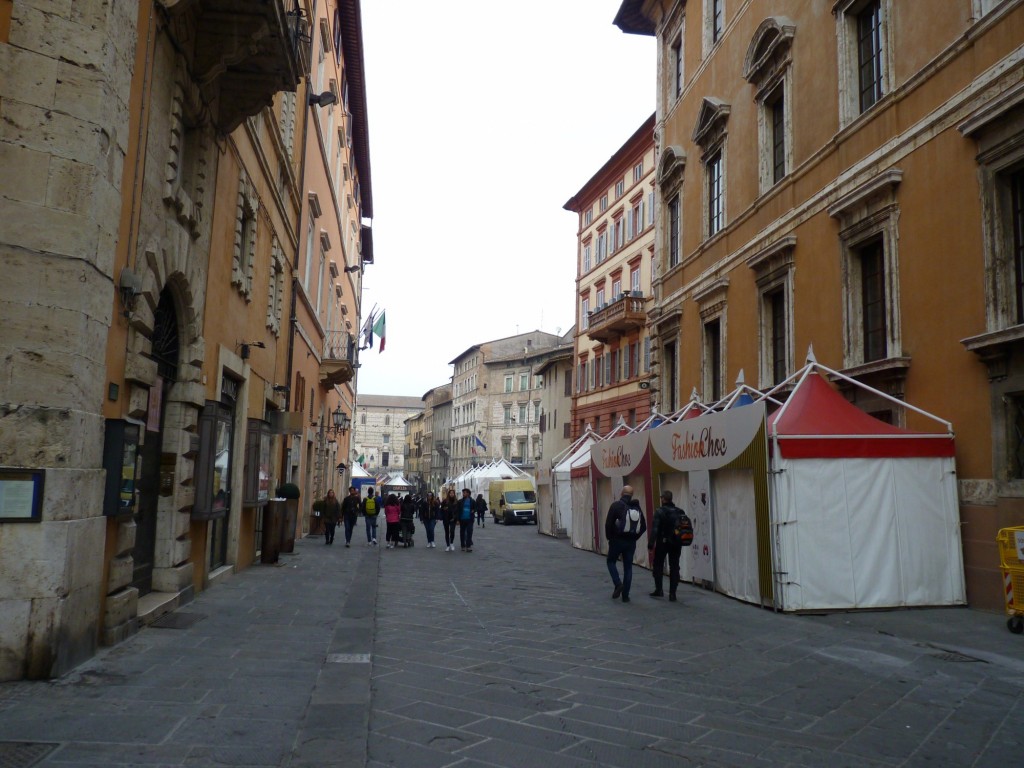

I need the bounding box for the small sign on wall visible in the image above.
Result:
[0,468,45,522]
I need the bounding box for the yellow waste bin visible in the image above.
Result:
[996,525,1024,634]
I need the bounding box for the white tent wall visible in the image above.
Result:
[658,472,693,582]
[571,474,595,551]
[553,471,573,534]
[712,468,760,604]
[772,456,966,611]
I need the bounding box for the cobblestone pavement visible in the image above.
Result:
[1,522,1022,767]
[369,521,1024,768]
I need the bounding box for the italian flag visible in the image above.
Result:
[372,311,386,352]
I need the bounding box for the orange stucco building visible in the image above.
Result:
[615,0,1024,609]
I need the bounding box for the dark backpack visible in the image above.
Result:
[671,510,694,547]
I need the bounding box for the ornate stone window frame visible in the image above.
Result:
[834,0,893,128]
[267,237,285,336]
[232,172,258,300]
[693,99,730,241]
[694,277,729,402]
[164,78,209,240]
[747,236,796,388]
[827,168,906,377]
[743,17,796,194]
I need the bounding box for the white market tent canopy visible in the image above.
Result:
[762,362,964,611]
[381,473,414,490]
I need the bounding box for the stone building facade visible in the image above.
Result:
[615,0,1024,609]
[0,0,373,681]
[564,114,657,438]
[448,331,563,476]
[350,394,424,475]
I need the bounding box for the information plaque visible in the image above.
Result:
[0,469,44,522]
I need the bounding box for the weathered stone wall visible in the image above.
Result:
[0,0,139,680]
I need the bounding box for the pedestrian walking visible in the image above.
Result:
[383,494,401,549]
[442,489,459,551]
[457,487,475,551]
[648,490,685,601]
[475,493,487,527]
[340,485,361,547]
[420,492,440,548]
[605,485,647,602]
[362,486,381,545]
[319,489,342,545]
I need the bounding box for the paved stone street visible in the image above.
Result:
[2,521,1023,767]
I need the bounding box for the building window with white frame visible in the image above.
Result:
[836,0,891,126]
[668,194,681,268]
[743,18,796,193]
[703,318,723,402]
[827,169,903,370]
[747,236,795,388]
[504,375,513,393]
[705,0,724,50]
[615,180,625,198]
[581,296,590,331]
[631,267,641,294]
[584,209,593,226]
[503,404,512,425]
[600,194,608,212]
[706,149,724,237]
[634,161,644,182]
[583,242,592,273]
[671,35,684,100]
[519,372,529,391]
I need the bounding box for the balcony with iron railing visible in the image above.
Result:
[163,0,307,133]
[320,330,356,387]
[586,291,648,343]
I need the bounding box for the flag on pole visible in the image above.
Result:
[357,454,365,465]
[360,310,375,350]
[474,435,486,451]
[372,311,386,352]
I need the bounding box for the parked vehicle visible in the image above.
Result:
[489,479,537,525]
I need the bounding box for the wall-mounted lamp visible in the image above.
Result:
[118,268,143,319]
[272,384,290,393]
[238,340,266,360]
[331,405,351,436]
[308,90,337,108]
[343,264,362,273]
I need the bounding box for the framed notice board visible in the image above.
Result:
[0,468,45,522]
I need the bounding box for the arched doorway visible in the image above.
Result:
[132,288,180,593]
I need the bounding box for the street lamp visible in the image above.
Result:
[331,406,351,436]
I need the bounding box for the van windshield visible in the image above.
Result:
[504,491,536,504]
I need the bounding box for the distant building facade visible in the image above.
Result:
[448,331,563,476]
[351,394,424,475]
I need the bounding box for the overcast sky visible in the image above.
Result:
[356,1,655,397]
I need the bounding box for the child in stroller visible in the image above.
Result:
[398,495,416,547]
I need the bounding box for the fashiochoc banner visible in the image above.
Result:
[649,402,765,471]
[591,430,648,479]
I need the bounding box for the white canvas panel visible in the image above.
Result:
[712,469,759,604]
[891,458,966,605]
[554,472,573,534]
[571,475,595,551]
[774,459,857,610]
[774,457,965,611]
[843,459,902,608]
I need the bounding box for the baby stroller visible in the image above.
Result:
[398,505,416,547]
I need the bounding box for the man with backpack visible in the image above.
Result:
[604,485,647,603]
[648,490,692,602]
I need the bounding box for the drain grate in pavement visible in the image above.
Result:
[150,612,206,629]
[0,742,58,768]
[931,650,984,663]
[326,653,371,664]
